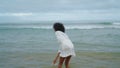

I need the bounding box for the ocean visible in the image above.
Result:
[0,21,120,68]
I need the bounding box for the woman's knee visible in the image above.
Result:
[65,55,72,64]
[59,57,65,65]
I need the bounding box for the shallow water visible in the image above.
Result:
[1,51,120,68]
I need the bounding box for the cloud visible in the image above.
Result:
[0,0,120,12]
[0,9,120,22]
[0,0,120,22]
[5,10,118,21]
[0,13,33,16]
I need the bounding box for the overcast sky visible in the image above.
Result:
[0,0,120,23]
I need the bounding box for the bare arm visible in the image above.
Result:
[53,52,60,64]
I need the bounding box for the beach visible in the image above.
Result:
[0,22,120,68]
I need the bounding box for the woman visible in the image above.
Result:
[53,22,76,68]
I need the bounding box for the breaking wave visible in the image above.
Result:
[0,22,120,30]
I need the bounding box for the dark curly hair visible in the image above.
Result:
[53,22,65,32]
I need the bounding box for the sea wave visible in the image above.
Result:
[0,25,120,30]
[100,22,120,25]
[0,22,120,30]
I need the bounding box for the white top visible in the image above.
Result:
[55,31,76,57]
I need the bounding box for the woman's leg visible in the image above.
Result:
[58,57,65,68]
[65,55,72,68]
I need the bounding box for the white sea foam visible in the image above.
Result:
[113,22,120,25]
[65,25,105,29]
